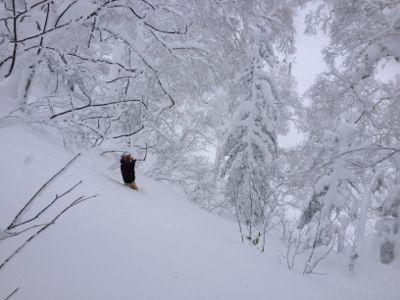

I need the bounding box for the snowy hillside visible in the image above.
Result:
[0,122,399,300]
[1,0,400,299]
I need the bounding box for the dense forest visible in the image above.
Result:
[1,0,399,278]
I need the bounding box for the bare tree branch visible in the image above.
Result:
[0,223,48,241]
[31,0,51,10]
[140,0,155,11]
[101,144,154,156]
[0,0,51,21]
[50,98,143,120]
[54,0,78,27]
[11,181,83,229]
[96,27,176,111]
[66,51,139,73]
[0,56,12,69]
[14,0,119,44]
[7,153,81,230]
[109,4,145,19]
[4,0,17,78]
[113,124,145,139]
[3,287,19,300]
[143,20,187,35]
[371,148,400,167]
[106,74,142,84]
[0,194,98,271]
[87,16,97,48]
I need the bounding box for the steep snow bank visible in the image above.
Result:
[0,123,399,300]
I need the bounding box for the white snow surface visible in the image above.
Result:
[1,122,399,299]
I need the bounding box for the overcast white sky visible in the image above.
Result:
[291,7,329,95]
[278,5,329,148]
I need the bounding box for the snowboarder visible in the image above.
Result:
[120,152,138,191]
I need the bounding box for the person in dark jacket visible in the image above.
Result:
[120,153,138,191]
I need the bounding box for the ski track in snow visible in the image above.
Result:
[0,123,399,300]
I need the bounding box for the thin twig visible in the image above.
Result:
[50,98,142,119]
[14,0,118,44]
[4,287,20,300]
[96,27,176,113]
[113,124,144,139]
[0,194,98,271]
[4,0,17,78]
[7,154,81,230]
[0,223,48,241]
[12,181,83,229]
[54,0,78,27]
[371,149,400,167]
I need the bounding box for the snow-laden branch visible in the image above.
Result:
[14,0,119,44]
[50,88,144,120]
[96,27,176,112]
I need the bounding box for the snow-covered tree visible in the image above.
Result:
[293,0,400,268]
[214,0,296,249]
[376,172,400,264]
[0,0,222,194]
[219,49,280,246]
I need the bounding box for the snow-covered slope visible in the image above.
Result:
[0,122,399,300]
